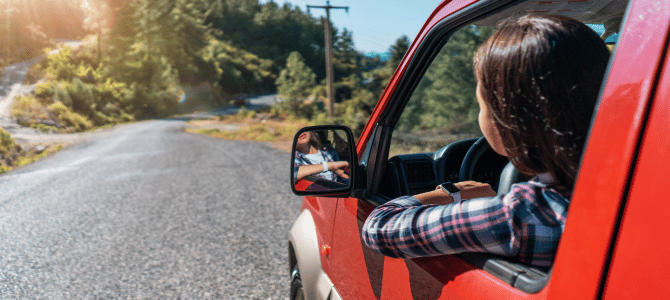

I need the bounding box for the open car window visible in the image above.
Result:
[374,0,629,293]
[389,24,490,158]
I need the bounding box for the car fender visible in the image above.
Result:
[288,209,338,300]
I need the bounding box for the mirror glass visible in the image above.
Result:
[292,128,352,193]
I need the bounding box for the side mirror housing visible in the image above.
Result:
[290,125,357,197]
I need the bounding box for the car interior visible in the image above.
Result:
[370,0,630,293]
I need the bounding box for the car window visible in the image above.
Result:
[389,25,493,158]
[388,20,618,159]
[373,6,624,293]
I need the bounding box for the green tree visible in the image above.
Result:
[138,0,213,83]
[206,1,325,80]
[275,51,319,119]
[333,28,358,82]
[276,51,316,99]
[204,39,277,96]
[388,35,410,69]
[396,25,493,133]
[104,0,181,118]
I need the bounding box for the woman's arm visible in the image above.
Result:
[414,181,496,205]
[295,161,350,181]
[362,194,515,259]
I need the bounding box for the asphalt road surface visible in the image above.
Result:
[0,120,302,299]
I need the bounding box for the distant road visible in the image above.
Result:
[0,120,301,298]
[184,94,280,119]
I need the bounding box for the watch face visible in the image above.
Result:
[441,182,460,193]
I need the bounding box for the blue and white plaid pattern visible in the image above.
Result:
[362,176,569,269]
[293,146,340,182]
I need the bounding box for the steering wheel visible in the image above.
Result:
[458,137,520,195]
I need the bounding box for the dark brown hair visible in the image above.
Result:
[309,131,323,150]
[474,15,610,190]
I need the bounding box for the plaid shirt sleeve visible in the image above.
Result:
[293,147,341,182]
[362,181,569,268]
[293,151,307,182]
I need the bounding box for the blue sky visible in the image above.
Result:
[261,0,442,55]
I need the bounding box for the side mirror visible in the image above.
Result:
[290,125,356,196]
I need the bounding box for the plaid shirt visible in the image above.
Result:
[293,146,340,182]
[362,174,569,268]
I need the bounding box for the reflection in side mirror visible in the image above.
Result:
[291,125,356,196]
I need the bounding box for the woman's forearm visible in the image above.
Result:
[296,164,325,181]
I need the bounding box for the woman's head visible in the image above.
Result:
[474,15,610,189]
[296,131,323,154]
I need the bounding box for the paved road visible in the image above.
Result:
[0,120,302,299]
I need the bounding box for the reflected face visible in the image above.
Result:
[476,84,507,156]
[297,131,311,147]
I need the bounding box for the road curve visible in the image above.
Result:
[0,120,302,298]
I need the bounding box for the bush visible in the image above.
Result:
[24,61,47,84]
[33,81,57,100]
[64,78,96,116]
[53,84,73,107]
[44,47,76,81]
[31,124,58,133]
[11,95,53,126]
[49,102,93,131]
[0,129,15,155]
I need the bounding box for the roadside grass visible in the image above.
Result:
[14,144,64,168]
[186,110,310,152]
[0,128,65,175]
[11,94,133,134]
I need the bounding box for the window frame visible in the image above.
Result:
[358,0,578,293]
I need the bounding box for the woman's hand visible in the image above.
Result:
[328,161,350,179]
[453,181,496,199]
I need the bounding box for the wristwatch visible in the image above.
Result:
[439,182,461,203]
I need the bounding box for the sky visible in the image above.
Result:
[260,0,442,55]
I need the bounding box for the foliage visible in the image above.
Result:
[204,39,277,96]
[396,25,493,134]
[132,0,214,83]
[333,29,359,82]
[0,129,15,156]
[274,51,320,120]
[49,102,94,132]
[0,0,85,68]
[15,43,145,131]
[0,141,65,175]
[276,52,316,99]
[11,95,52,127]
[206,0,326,80]
[388,35,410,69]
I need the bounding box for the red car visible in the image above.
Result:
[288,0,670,299]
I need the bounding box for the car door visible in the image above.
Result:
[325,0,647,298]
[326,0,553,299]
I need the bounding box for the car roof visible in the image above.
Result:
[474,0,628,37]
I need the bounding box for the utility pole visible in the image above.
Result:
[307,1,348,119]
